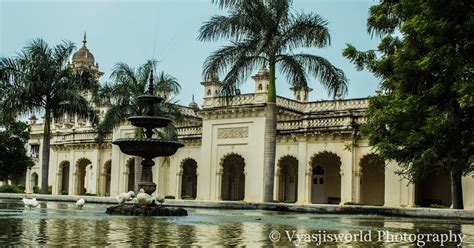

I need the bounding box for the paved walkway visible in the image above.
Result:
[1,193,473,220]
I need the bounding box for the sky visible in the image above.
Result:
[0,0,380,106]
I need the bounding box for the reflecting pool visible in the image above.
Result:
[0,199,473,247]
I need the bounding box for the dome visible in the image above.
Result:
[257,66,269,76]
[188,95,199,109]
[72,33,95,65]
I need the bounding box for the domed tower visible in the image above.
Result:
[290,86,313,102]
[69,32,104,79]
[188,95,199,110]
[201,74,222,98]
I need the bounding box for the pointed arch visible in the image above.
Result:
[309,151,342,204]
[74,157,92,195]
[219,153,246,201]
[277,155,298,203]
[359,153,385,206]
[179,158,198,199]
[102,159,112,196]
[58,160,70,195]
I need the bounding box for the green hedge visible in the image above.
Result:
[0,184,25,193]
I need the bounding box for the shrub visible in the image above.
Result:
[182,195,195,200]
[429,204,449,209]
[165,195,175,199]
[0,184,25,193]
[33,186,40,193]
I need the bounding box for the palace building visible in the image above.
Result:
[24,35,474,209]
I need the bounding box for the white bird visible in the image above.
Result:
[76,198,85,209]
[22,198,39,209]
[117,191,135,205]
[155,193,165,205]
[137,188,154,207]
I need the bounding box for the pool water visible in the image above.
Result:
[0,199,473,247]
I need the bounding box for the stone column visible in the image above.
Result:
[175,170,183,200]
[274,166,280,201]
[339,151,353,205]
[25,168,32,194]
[296,139,309,204]
[216,168,223,200]
[55,171,61,195]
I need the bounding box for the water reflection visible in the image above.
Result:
[0,199,473,247]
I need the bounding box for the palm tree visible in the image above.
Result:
[198,0,348,202]
[95,59,182,191]
[0,39,97,194]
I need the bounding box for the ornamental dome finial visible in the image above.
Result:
[83,32,87,46]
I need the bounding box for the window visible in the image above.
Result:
[207,89,211,96]
[31,145,40,158]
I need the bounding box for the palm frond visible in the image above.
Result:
[281,12,331,52]
[198,14,255,42]
[276,54,308,89]
[155,71,181,96]
[53,40,75,67]
[95,103,129,143]
[202,39,259,79]
[220,55,266,97]
[278,54,348,97]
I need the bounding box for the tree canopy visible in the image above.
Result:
[95,59,182,143]
[0,38,98,193]
[0,114,33,182]
[343,0,473,208]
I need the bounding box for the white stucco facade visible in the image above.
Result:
[23,39,474,210]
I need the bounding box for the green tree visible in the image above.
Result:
[0,115,34,183]
[198,0,347,202]
[95,59,182,142]
[343,0,473,209]
[0,39,97,194]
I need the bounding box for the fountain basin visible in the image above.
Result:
[112,138,184,158]
[127,116,171,129]
[106,204,188,216]
[138,95,164,105]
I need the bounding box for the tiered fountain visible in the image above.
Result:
[106,69,187,216]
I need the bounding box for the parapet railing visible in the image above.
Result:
[202,93,369,113]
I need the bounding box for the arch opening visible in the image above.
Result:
[104,160,112,196]
[278,156,298,203]
[415,172,452,207]
[60,161,70,195]
[75,159,92,195]
[181,159,198,199]
[360,154,385,206]
[310,152,341,204]
[221,154,245,201]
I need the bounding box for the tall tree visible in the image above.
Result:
[0,114,34,183]
[343,0,473,209]
[95,59,182,191]
[0,39,97,194]
[198,0,347,202]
